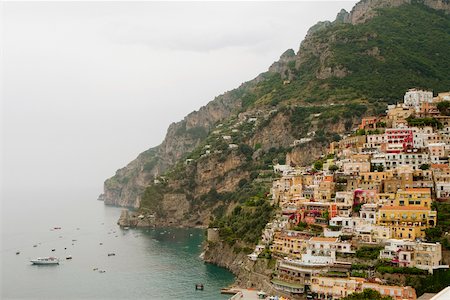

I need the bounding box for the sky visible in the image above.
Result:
[1,1,357,195]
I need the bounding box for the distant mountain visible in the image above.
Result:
[100,0,450,229]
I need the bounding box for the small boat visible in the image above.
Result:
[54,227,61,230]
[16,251,20,255]
[99,243,103,245]
[93,268,98,271]
[108,253,115,256]
[30,257,59,265]
[195,283,204,290]
[99,270,106,273]
[123,227,130,230]
[51,249,56,252]
[66,255,72,260]
[33,245,37,248]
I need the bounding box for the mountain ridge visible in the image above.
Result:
[100,0,450,219]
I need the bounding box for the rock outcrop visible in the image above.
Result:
[333,0,450,26]
[101,0,450,222]
[101,87,245,207]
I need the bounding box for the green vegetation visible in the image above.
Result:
[355,246,383,260]
[426,202,450,249]
[132,1,450,254]
[376,265,427,275]
[406,117,443,129]
[437,101,450,116]
[341,289,393,300]
[406,269,450,296]
[140,184,169,217]
[210,200,275,245]
[245,3,450,109]
[314,160,323,170]
[329,164,339,172]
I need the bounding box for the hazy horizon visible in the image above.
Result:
[1,1,357,195]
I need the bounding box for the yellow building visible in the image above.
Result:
[394,188,432,208]
[270,231,309,259]
[377,205,436,239]
[310,276,363,299]
[377,193,396,205]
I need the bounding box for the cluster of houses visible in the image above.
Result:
[248,89,450,300]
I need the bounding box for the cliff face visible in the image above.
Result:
[203,241,286,295]
[101,87,245,207]
[339,0,450,25]
[102,0,450,217]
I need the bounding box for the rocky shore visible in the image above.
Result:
[202,231,297,299]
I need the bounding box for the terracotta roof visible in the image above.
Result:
[380,206,430,211]
[431,164,449,170]
[310,237,338,242]
[404,188,431,193]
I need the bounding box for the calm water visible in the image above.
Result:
[1,188,235,299]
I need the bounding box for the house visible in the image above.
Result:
[301,237,338,265]
[394,188,432,208]
[362,282,416,300]
[377,205,436,240]
[385,128,414,153]
[434,168,450,200]
[310,276,362,300]
[404,89,433,111]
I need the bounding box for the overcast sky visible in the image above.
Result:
[1,1,357,195]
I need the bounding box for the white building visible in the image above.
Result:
[384,152,430,171]
[404,89,433,111]
[359,204,377,224]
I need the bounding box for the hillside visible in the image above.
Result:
[101,0,450,230]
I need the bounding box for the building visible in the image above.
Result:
[377,206,436,239]
[385,128,414,153]
[384,151,429,171]
[394,188,432,208]
[404,89,433,111]
[362,282,416,300]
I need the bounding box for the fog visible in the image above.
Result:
[1,1,357,195]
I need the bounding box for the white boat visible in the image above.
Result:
[30,257,59,265]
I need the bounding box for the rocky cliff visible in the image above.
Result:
[101,0,450,223]
[203,241,289,296]
[338,0,450,25]
[101,85,246,207]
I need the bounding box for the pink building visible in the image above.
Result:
[385,128,414,153]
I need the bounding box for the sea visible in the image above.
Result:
[0,188,235,299]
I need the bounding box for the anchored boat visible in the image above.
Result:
[30,257,59,265]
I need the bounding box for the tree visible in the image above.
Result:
[342,289,393,300]
[437,101,450,116]
[314,160,323,170]
[329,165,339,172]
[420,164,430,170]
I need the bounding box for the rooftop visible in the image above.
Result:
[310,237,338,242]
[380,205,430,211]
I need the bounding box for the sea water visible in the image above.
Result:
[1,188,235,299]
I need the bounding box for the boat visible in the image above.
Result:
[16,251,20,255]
[108,253,115,256]
[30,257,59,265]
[66,255,72,260]
[195,283,204,290]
